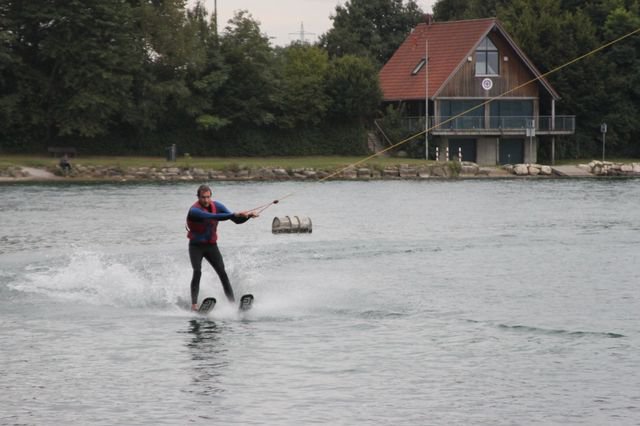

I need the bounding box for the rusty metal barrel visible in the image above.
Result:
[272,216,312,234]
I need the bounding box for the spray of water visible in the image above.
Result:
[8,244,386,320]
[10,250,189,309]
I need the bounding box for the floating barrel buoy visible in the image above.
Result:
[272,216,312,234]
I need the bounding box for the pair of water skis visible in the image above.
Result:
[197,294,254,315]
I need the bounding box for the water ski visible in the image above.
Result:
[197,295,252,314]
[198,297,216,314]
[239,294,254,312]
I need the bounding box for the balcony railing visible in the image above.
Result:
[399,116,575,134]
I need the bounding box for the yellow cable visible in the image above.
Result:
[250,26,640,212]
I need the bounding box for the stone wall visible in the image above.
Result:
[0,166,30,178]
[6,160,640,181]
[580,161,640,176]
[47,161,486,181]
[503,164,553,176]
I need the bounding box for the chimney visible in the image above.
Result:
[424,14,434,25]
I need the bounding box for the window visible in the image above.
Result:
[440,100,484,129]
[412,58,426,75]
[475,37,499,76]
[490,100,533,128]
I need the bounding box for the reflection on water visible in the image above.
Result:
[184,319,227,397]
[187,319,222,348]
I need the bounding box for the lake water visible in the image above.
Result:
[1,179,639,425]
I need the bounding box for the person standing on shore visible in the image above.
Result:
[186,184,258,311]
[59,154,72,174]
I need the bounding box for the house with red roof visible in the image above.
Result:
[378,16,575,165]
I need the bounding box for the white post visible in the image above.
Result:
[526,119,535,164]
[446,146,449,161]
[458,147,462,163]
[435,146,439,162]
[530,135,533,164]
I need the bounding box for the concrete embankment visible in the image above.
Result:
[1,162,492,181]
[2,160,640,182]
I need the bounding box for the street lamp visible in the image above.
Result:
[600,123,607,162]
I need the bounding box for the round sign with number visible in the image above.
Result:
[481,78,493,90]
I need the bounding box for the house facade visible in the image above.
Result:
[378,17,575,165]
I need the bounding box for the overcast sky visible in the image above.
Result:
[190,0,436,46]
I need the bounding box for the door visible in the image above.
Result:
[499,138,524,164]
[448,139,476,162]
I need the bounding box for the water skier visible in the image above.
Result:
[186,184,258,311]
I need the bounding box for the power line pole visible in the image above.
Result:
[289,22,315,44]
[213,0,218,39]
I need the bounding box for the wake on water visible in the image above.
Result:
[5,247,366,321]
[5,246,627,339]
[9,249,188,308]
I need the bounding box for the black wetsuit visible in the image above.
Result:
[187,201,249,304]
[189,242,234,303]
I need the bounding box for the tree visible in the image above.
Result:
[599,5,640,155]
[433,0,513,21]
[182,2,230,131]
[326,55,382,122]
[216,11,276,127]
[3,0,140,144]
[0,2,21,146]
[274,44,330,128]
[2,1,149,149]
[320,0,424,67]
[125,0,193,134]
[432,0,470,21]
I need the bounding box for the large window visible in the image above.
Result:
[475,37,499,76]
[440,100,484,129]
[490,100,533,128]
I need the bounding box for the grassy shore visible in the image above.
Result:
[1,154,638,171]
[0,155,434,171]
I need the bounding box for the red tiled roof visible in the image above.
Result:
[379,18,496,101]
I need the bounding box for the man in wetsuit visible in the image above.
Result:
[186,184,258,311]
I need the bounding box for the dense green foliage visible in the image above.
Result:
[0,1,381,155]
[1,0,639,158]
[1,1,140,144]
[320,0,424,66]
[434,0,640,158]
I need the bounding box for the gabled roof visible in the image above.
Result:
[379,18,559,101]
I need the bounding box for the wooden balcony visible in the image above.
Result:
[400,116,576,136]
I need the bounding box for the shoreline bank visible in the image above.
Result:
[1,160,639,183]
